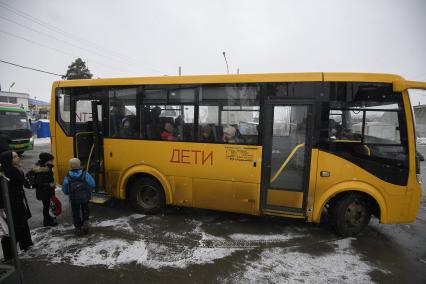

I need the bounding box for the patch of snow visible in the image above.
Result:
[21,216,237,269]
[226,238,390,284]
[229,233,301,242]
[417,137,426,145]
[34,137,50,145]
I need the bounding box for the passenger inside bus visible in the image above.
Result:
[200,124,215,142]
[120,117,137,138]
[161,121,176,140]
[222,125,238,143]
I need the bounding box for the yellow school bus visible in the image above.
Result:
[50,73,426,236]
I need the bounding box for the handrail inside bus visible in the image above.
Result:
[86,144,95,173]
[270,143,305,183]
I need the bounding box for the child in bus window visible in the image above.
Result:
[222,126,237,143]
[120,117,137,138]
[161,122,176,140]
[200,124,215,142]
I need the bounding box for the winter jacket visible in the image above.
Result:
[0,166,32,228]
[62,169,96,199]
[30,165,55,201]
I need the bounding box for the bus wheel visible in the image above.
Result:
[129,177,165,214]
[330,193,371,237]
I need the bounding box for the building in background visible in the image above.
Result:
[28,98,50,119]
[414,105,426,138]
[0,90,29,109]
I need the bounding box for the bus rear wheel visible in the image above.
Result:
[129,177,165,214]
[329,192,371,237]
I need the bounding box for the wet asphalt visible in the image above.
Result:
[9,143,426,283]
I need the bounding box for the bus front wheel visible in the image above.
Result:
[129,177,165,214]
[329,192,371,237]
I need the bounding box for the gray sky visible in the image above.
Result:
[0,0,425,103]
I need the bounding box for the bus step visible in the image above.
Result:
[90,192,112,204]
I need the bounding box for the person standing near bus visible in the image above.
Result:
[0,134,9,154]
[27,152,58,227]
[0,150,33,261]
[62,158,95,236]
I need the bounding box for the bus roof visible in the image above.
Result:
[0,105,26,113]
[53,72,405,88]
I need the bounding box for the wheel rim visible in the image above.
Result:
[344,200,367,228]
[136,185,158,209]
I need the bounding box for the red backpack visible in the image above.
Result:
[50,195,62,216]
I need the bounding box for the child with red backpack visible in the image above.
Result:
[62,158,95,235]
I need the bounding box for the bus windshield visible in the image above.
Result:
[0,111,30,131]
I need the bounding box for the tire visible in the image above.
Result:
[129,177,165,214]
[329,193,371,237]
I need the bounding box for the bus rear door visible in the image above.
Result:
[71,96,108,199]
[261,102,314,217]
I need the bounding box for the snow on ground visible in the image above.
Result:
[21,215,388,282]
[34,137,50,145]
[225,238,390,283]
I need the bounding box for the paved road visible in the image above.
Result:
[7,143,426,283]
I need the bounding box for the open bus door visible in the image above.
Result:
[71,97,110,204]
[260,101,314,217]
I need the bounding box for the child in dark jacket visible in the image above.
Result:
[28,152,57,227]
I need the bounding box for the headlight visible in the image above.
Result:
[30,136,34,143]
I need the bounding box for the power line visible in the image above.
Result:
[0,59,63,77]
[0,1,166,75]
[0,29,136,74]
[0,15,146,74]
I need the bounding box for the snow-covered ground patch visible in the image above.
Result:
[226,238,390,284]
[21,215,389,282]
[34,137,50,145]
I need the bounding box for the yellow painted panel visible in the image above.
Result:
[171,176,193,206]
[106,170,120,196]
[54,73,323,88]
[267,190,303,208]
[306,149,319,221]
[313,150,422,224]
[52,124,74,185]
[104,139,262,184]
[193,178,258,215]
[323,73,403,83]
[103,139,262,213]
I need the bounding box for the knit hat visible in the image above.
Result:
[69,158,81,170]
[39,152,54,165]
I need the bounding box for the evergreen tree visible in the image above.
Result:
[62,58,93,80]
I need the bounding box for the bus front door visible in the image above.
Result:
[261,103,313,216]
[71,98,107,195]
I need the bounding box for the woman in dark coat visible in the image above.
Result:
[29,152,57,226]
[0,150,33,261]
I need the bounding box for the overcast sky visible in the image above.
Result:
[0,0,425,103]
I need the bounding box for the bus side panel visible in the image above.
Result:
[53,125,74,184]
[402,91,423,221]
[193,179,259,214]
[103,139,262,214]
[313,151,418,224]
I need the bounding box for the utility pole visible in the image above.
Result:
[179,66,182,76]
[222,51,229,74]
[9,82,15,92]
